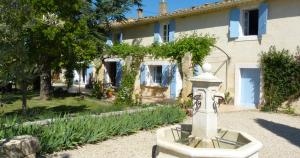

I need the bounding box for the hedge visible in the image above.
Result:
[260,46,300,111]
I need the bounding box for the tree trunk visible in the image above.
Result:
[40,63,52,100]
[33,76,40,91]
[180,53,193,101]
[21,81,27,115]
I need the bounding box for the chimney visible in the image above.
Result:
[137,7,143,18]
[159,0,168,15]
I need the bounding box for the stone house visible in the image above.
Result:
[94,0,300,109]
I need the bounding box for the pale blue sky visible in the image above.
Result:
[126,0,220,18]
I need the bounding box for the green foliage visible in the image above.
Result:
[109,44,146,106]
[109,34,216,66]
[178,99,193,109]
[0,106,185,154]
[260,46,300,111]
[114,67,138,106]
[150,34,216,65]
[224,92,233,105]
[1,0,142,99]
[0,0,40,114]
[91,81,104,99]
[108,34,216,105]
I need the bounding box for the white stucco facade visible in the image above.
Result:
[106,0,300,106]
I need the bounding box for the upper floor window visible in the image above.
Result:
[229,3,268,39]
[243,9,259,36]
[162,24,169,43]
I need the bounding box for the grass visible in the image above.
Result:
[0,106,186,154]
[0,91,154,122]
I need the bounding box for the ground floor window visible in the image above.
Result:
[149,65,162,84]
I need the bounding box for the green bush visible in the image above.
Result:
[260,46,300,111]
[0,106,185,154]
[115,67,139,106]
[91,81,103,99]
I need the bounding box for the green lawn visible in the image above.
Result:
[0,92,145,122]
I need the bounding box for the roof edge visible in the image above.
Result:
[111,0,263,29]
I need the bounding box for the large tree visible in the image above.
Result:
[29,0,142,99]
[0,0,142,103]
[0,0,38,114]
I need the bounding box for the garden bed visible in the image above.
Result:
[0,106,186,154]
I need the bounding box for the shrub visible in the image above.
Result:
[114,67,138,106]
[0,106,185,154]
[224,92,233,105]
[91,81,103,99]
[260,46,300,111]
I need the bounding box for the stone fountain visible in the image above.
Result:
[155,63,262,158]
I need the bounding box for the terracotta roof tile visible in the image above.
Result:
[111,0,262,29]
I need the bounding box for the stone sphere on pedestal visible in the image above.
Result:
[202,63,212,73]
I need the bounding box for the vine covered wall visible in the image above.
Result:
[107,34,216,105]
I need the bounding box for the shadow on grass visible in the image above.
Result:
[52,87,82,99]
[1,91,40,104]
[255,119,300,147]
[1,88,82,105]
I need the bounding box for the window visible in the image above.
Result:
[149,65,162,84]
[162,24,169,43]
[243,9,259,36]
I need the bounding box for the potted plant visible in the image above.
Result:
[106,87,114,98]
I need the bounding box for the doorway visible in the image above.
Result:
[105,62,117,86]
[240,68,260,108]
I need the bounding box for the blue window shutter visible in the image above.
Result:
[116,61,122,87]
[194,64,202,76]
[258,3,268,36]
[106,33,113,46]
[161,65,170,87]
[229,8,240,38]
[169,20,176,42]
[119,32,123,43]
[140,64,146,85]
[154,22,161,43]
[170,64,177,99]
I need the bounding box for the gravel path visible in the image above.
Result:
[48,111,300,158]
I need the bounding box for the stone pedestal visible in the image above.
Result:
[190,63,222,141]
[155,63,263,158]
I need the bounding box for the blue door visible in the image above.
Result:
[240,68,260,108]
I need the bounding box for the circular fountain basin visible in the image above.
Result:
[156,124,263,158]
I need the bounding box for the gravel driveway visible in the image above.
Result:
[49,111,300,158]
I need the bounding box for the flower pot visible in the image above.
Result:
[107,91,113,98]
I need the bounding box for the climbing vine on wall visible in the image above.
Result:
[150,34,216,65]
[107,34,216,105]
[109,44,146,106]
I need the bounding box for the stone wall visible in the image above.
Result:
[0,135,40,158]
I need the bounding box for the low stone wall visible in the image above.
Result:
[22,105,163,126]
[0,135,40,158]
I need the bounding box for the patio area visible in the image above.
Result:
[49,111,300,158]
